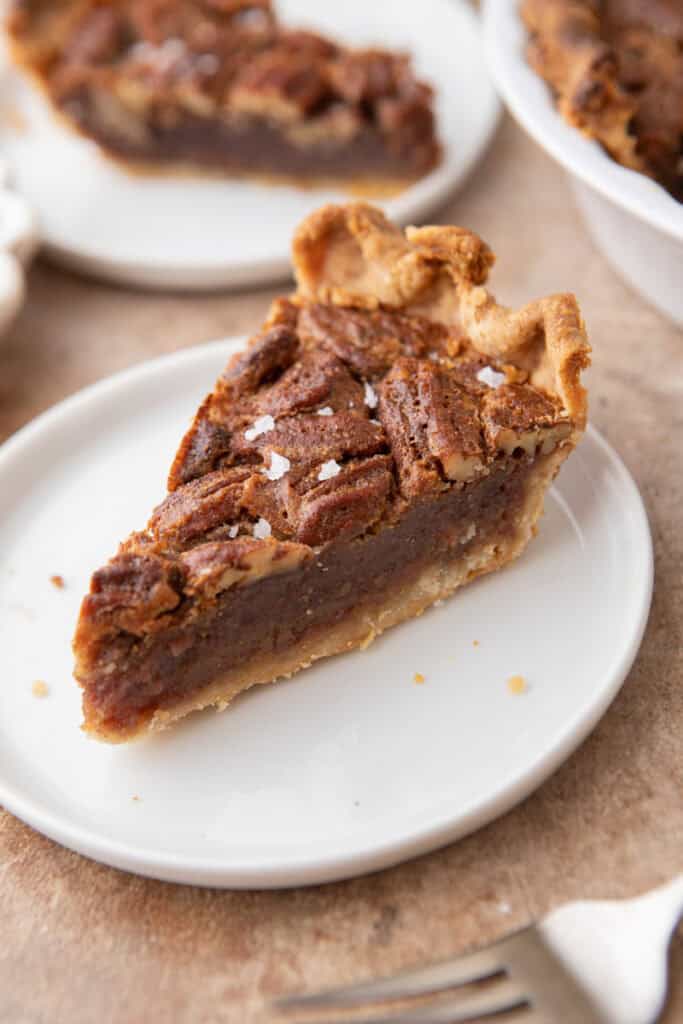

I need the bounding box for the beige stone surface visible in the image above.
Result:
[0,117,681,1024]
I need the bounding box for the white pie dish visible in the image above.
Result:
[483,0,683,325]
[0,157,37,342]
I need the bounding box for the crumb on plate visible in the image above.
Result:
[473,640,480,647]
[507,674,527,695]
[0,105,27,133]
[50,574,65,589]
[413,672,425,685]
[32,680,49,698]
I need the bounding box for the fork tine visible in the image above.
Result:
[279,977,528,1024]
[276,938,512,1011]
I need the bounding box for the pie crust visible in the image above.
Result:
[73,202,590,742]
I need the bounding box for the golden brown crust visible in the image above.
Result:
[292,203,590,429]
[521,0,683,201]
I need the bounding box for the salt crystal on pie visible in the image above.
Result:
[244,414,275,441]
[253,518,272,540]
[228,525,239,539]
[318,459,341,481]
[476,366,507,389]
[363,381,378,409]
[131,37,186,72]
[195,54,220,75]
[264,451,290,481]
[317,406,333,417]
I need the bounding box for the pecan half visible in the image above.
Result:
[181,536,310,596]
[298,304,447,380]
[481,384,571,456]
[150,467,250,547]
[81,551,184,636]
[233,410,385,464]
[168,396,234,490]
[296,454,394,546]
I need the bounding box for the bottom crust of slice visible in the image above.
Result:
[85,448,563,743]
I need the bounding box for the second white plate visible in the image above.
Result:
[1,0,500,289]
[0,338,653,888]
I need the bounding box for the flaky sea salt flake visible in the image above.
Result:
[195,53,220,75]
[244,414,275,442]
[264,451,290,481]
[317,406,334,417]
[363,381,378,409]
[228,525,239,539]
[476,366,507,389]
[318,459,341,481]
[253,518,272,540]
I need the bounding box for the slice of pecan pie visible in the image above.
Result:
[521,0,683,201]
[6,0,440,192]
[73,203,590,742]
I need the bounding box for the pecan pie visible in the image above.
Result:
[521,0,683,201]
[73,203,590,742]
[6,0,440,192]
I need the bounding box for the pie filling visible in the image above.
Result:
[61,93,432,183]
[7,0,440,188]
[73,202,590,742]
[82,454,547,738]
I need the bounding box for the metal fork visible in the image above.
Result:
[275,876,683,1024]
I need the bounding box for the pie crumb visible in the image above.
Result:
[473,640,480,647]
[32,680,49,698]
[50,574,65,589]
[507,674,527,695]
[132,795,141,802]
[0,105,27,134]
[413,672,425,685]
[359,628,376,650]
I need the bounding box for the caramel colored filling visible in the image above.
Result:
[82,455,541,736]
[61,92,438,181]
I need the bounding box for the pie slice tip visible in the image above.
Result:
[73,202,590,743]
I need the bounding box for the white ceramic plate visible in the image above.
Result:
[0,338,653,888]
[0,0,499,290]
[482,0,683,323]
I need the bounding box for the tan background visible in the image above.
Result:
[0,117,681,1024]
